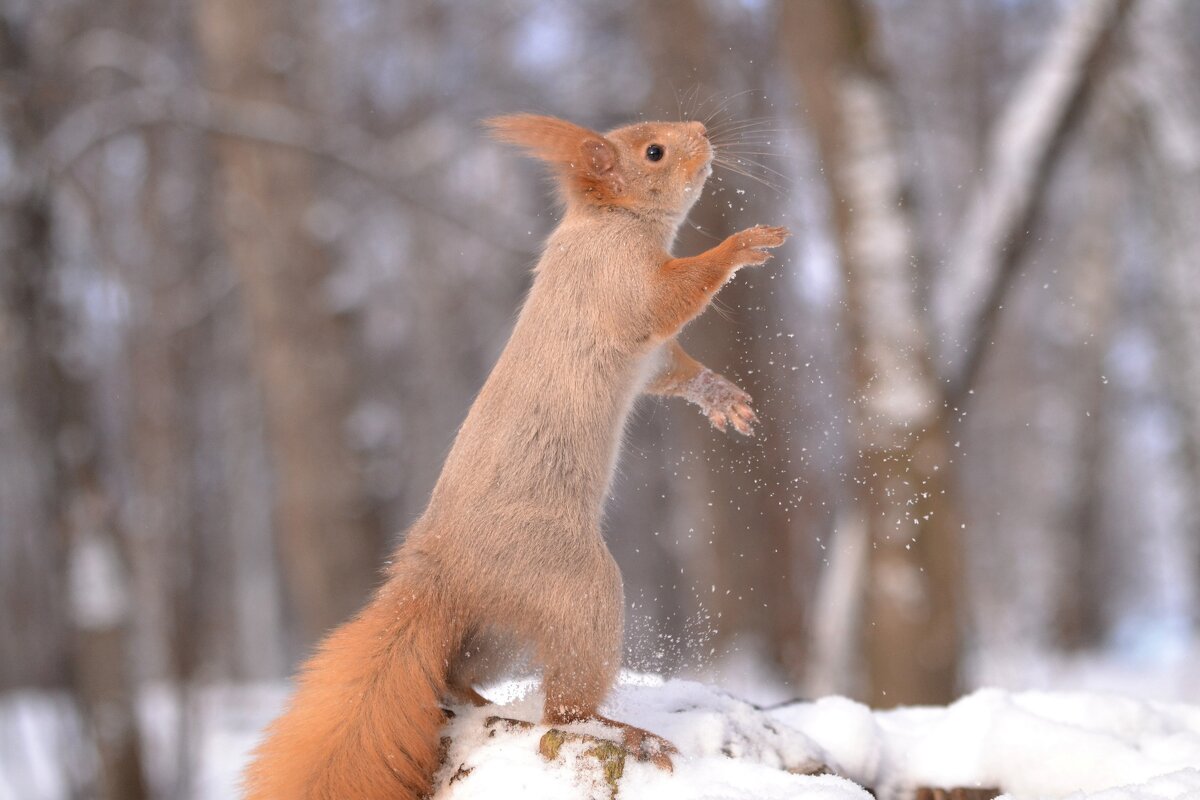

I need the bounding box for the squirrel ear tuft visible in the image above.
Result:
[486,114,613,173]
[486,113,622,200]
[486,114,585,157]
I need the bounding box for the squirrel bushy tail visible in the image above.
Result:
[243,572,455,800]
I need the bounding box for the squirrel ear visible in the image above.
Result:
[485,114,598,161]
[577,136,623,198]
[487,114,623,200]
[580,137,615,176]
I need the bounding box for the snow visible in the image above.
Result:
[436,676,1200,800]
[777,690,1200,796]
[436,675,851,800]
[4,675,1200,799]
[775,688,1200,800]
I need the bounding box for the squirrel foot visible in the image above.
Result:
[683,369,758,436]
[539,721,677,773]
[543,707,678,771]
[606,719,678,771]
[726,224,791,268]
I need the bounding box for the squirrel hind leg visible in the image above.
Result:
[538,627,677,771]
[446,625,523,707]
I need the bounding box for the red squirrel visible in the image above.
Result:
[242,113,789,799]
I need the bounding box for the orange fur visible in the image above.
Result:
[653,225,790,336]
[242,572,459,800]
[486,114,623,203]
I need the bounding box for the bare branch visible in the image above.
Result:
[40,86,536,258]
[936,0,1135,403]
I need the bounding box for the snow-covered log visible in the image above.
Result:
[431,676,1200,800]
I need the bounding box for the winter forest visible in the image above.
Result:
[2,0,1200,797]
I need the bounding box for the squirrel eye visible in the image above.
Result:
[645,144,665,162]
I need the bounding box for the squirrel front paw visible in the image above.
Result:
[725,224,790,268]
[683,369,758,436]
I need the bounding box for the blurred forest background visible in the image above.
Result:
[2,0,1199,797]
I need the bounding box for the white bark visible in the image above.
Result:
[839,75,941,437]
[806,508,867,697]
[936,0,1134,396]
[782,0,964,704]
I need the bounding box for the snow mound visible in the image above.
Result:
[436,676,1200,800]
[436,675,864,800]
[774,687,1200,800]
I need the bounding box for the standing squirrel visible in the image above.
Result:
[242,113,789,799]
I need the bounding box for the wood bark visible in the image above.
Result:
[781,0,964,705]
[0,15,149,798]
[1052,99,1124,650]
[783,0,1135,704]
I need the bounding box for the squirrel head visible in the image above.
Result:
[487,114,712,223]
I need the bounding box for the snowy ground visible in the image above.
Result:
[435,676,1200,800]
[5,671,1200,799]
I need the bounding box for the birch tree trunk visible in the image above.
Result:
[782,0,964,706]
[936,0,1135,400]
[194,0,380,649]
[783,0,1135,705]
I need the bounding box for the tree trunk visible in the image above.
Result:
[782,0,964,705]
[936,0,1135,401]
[782,0,1135,705]
[0,15,149,798]
[194,0,381,649]
[1052,98,1124,650]
[1134,0,1200,632]
[638,0,814,686]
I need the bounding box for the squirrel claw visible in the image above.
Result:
[732,224,790,267]
[728,402,758,437]
[689,369,757,438]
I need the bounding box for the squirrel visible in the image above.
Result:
[242,113,789,799]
